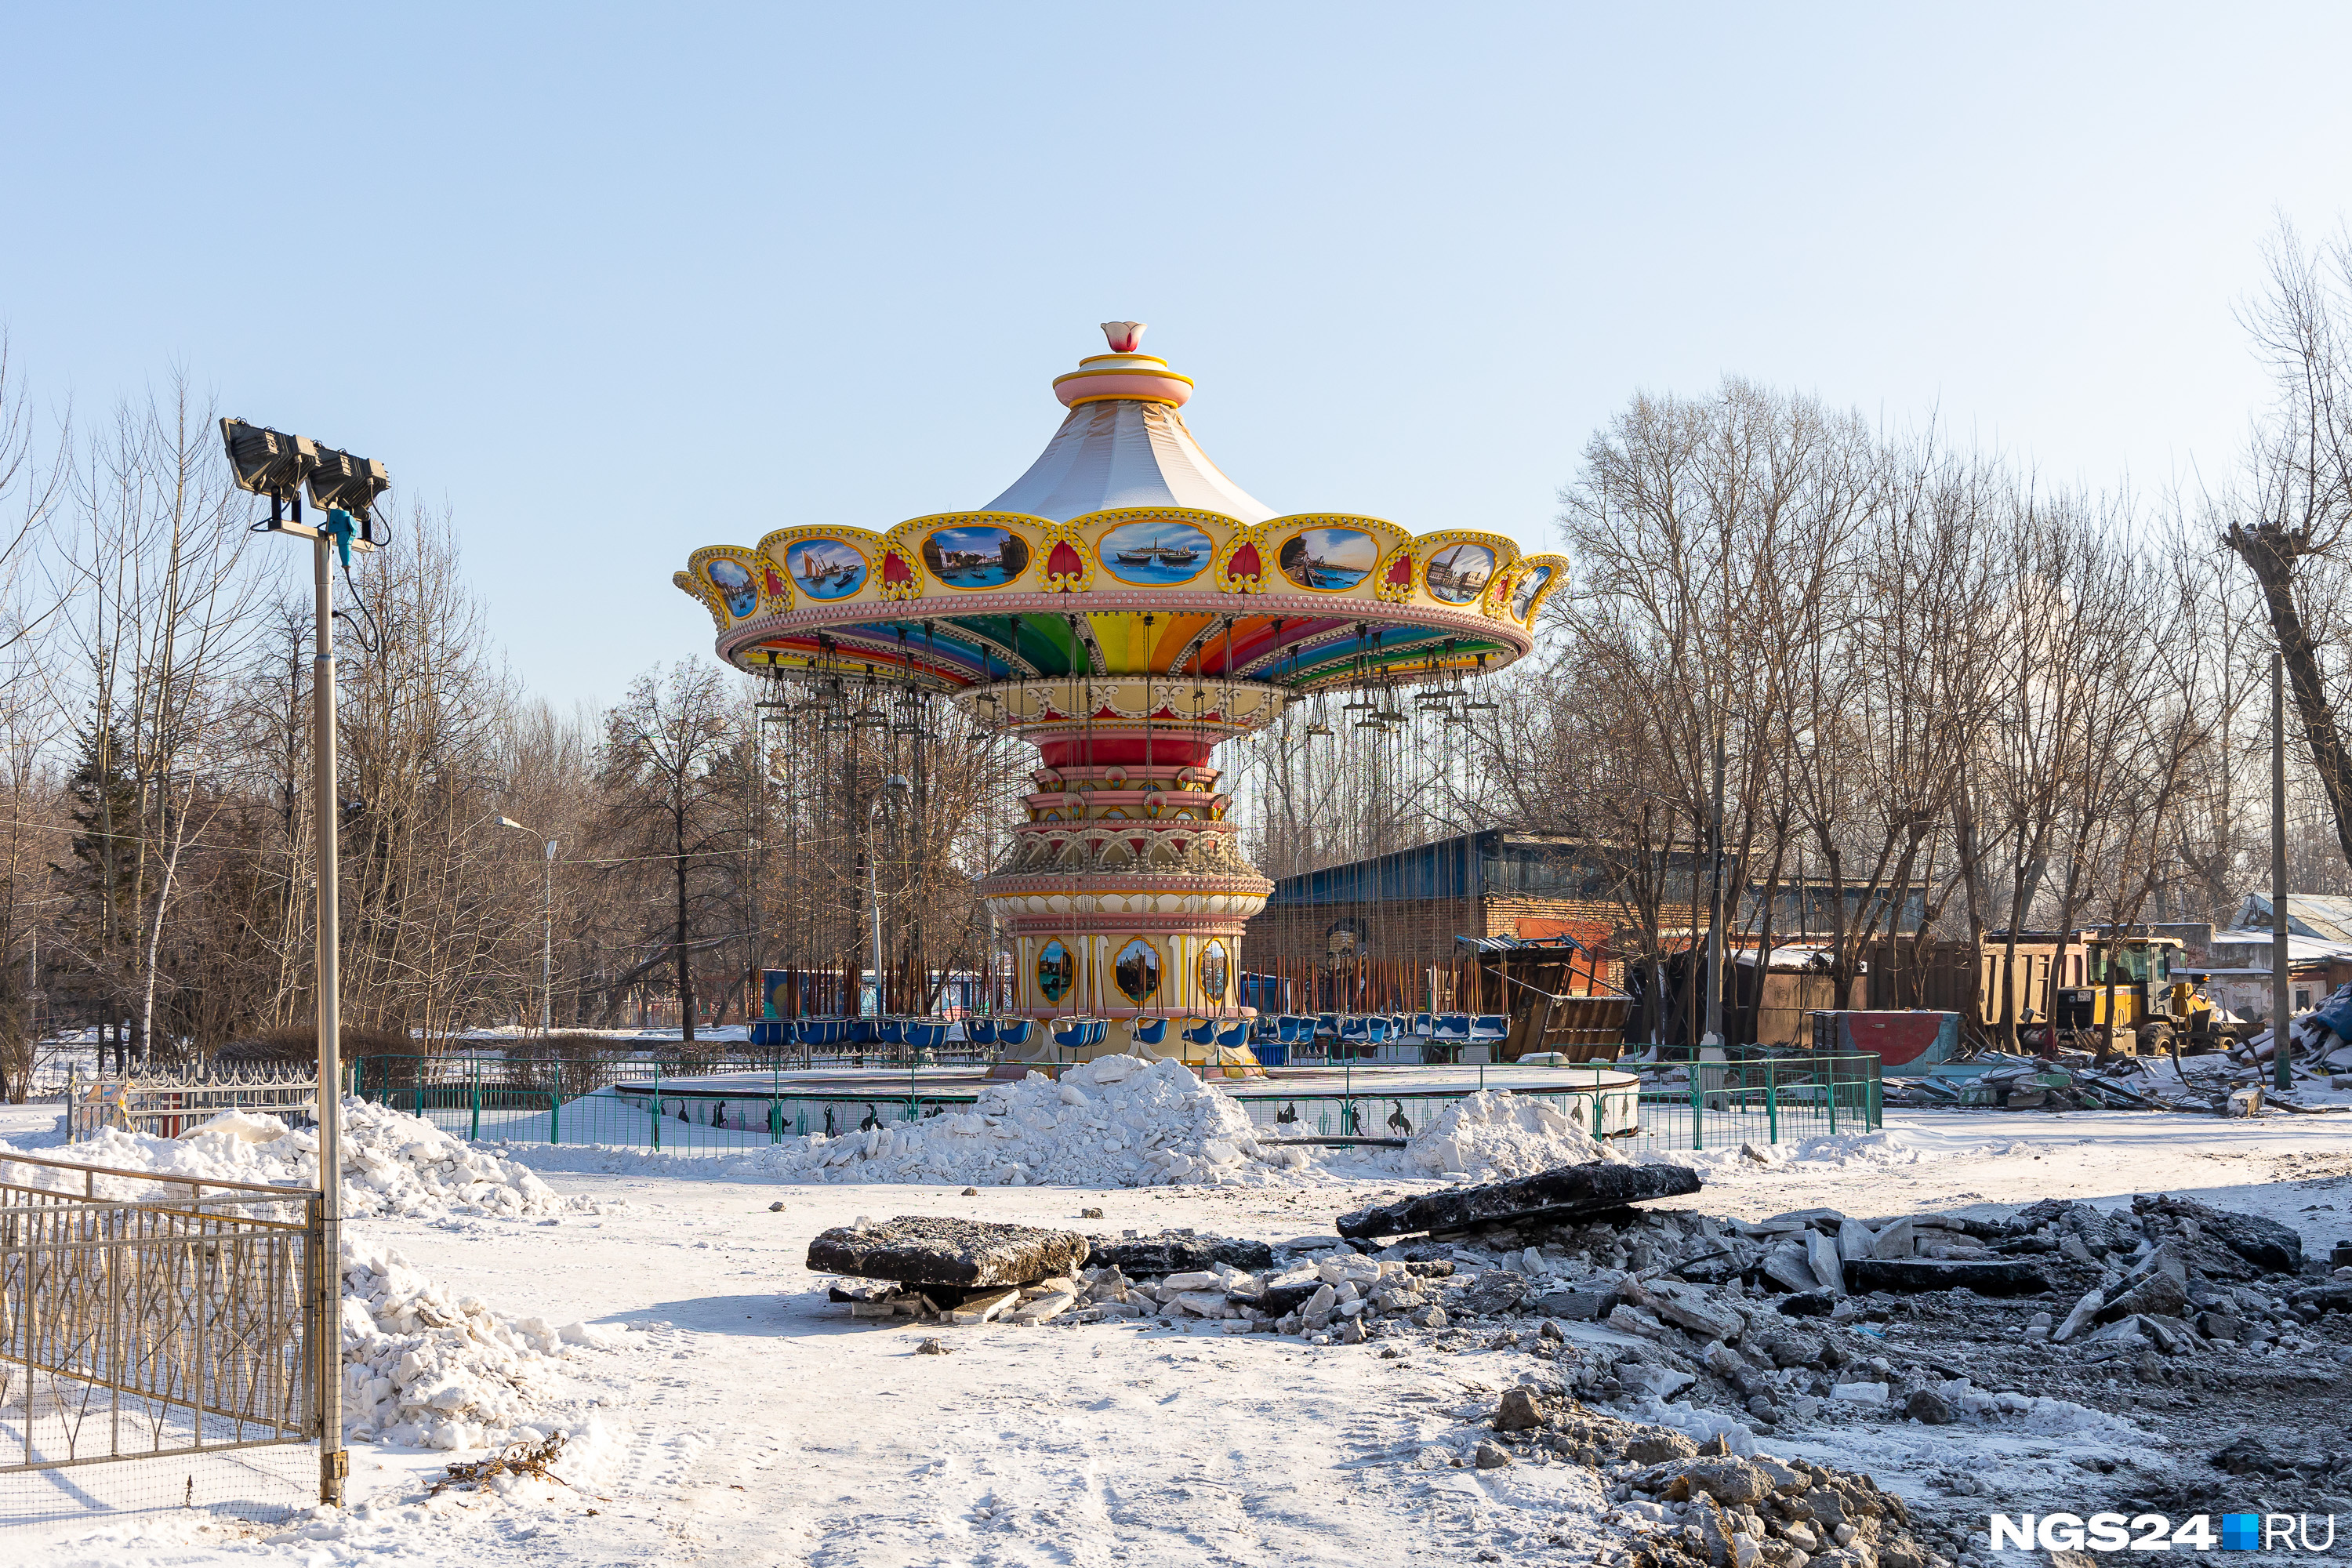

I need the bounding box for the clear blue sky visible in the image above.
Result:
[5,5,2347,710]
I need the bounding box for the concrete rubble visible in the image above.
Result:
[798,1156,2352,1563]
[793,1145,2352,1568]
[808,1166,2352,1386]
[1886,1024,2352,1116]
[1408,1381,1951,1568]
[1335,1162,1704,1240]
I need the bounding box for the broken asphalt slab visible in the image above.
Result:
[806,1215,1091,1288]
[1845,1257,2057,1298]
[1084,1232,1274,1276]
[1334,1160,1701,1240]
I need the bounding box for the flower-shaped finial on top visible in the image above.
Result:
[1054,321,1191,408]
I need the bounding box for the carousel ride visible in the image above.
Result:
[673,323,1566,1068]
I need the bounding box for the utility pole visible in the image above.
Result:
[540,839,555,1034]
[1704,730,1726,1047]
[2273,650,2292,1094]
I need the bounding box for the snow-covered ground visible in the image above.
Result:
[2,1099,2349,1566]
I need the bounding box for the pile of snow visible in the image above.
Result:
[0,1098,592,1221]
[339,1239,624,1450]
[1403,1089,1610,1179]
[1643,1126,2029,1178]
[696,1055,1306,1188]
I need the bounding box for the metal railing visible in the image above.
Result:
[64,1065,321,1143]
[1632,1051,1883,1150]
[0,1150,322,1524]
[351,1053,971,1152]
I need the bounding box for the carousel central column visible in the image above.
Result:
[974,674,1277,1024]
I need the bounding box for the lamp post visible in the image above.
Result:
[218,419,389,1511]
[868,775,910,1017]
[497,818,556,1035]
[2272,651,2292,1092]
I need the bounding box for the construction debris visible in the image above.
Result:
[1846,1258,2054,1296]
[804,1215,1090,1289]
[1414,1386,1950,1568]
[1085,1230,1274,1276]
[1334,1160,1702,1240]
[428,1432,570,1496]
[1888,1019,2352,1116]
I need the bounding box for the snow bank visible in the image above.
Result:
[339,1239,624,1450]
[0,1098,593,1221]
[1403,1088,1611,1179]
[771,1055,1312,1187]
[522,1056,1312,1188]
[1635,1125,2031,1181]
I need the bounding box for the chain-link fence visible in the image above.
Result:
[0,1151,323,1530]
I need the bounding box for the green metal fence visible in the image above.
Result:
[1633,1052,1883,1152]
[349,1054,969,1154]
[349,1051,1880,1160]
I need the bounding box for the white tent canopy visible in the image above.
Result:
[983,396,1278,524]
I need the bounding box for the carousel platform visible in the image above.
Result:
[601,1060,1643,1142]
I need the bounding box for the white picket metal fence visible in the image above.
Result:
[64,1067,320,1144]
[0,1150,325,1527]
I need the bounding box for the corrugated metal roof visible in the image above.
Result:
[1454,932,1587,953]
[2232,891,2352,944]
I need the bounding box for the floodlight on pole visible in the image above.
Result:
[220,419,318,503]
[219,415,390,1512]
[222,418,384,554]
[307,446,391,541]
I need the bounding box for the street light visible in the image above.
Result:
[497,818,557,1036]
[219,415,390,1511]
[867,775,911,1018]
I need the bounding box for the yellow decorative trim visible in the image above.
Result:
[1482,563,1522,620]
[673,570,727,632]
[685,546,778,625]
[1512,554,1568,624]
[1061,393,1186,408]
[1262,514,1414,597]
[1211,521,1270,594]
[1410,528,1519,610]
[1200,938,1231,1004]
[885,511,1049,594]
[755,525,889,606]
[1069,506,1232,590]
[1052,365,1196,387]
[1112,934,1164,1006]
[877,543,924,603]
[1036,936,1082,1008]
[1036,518,1096,593]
